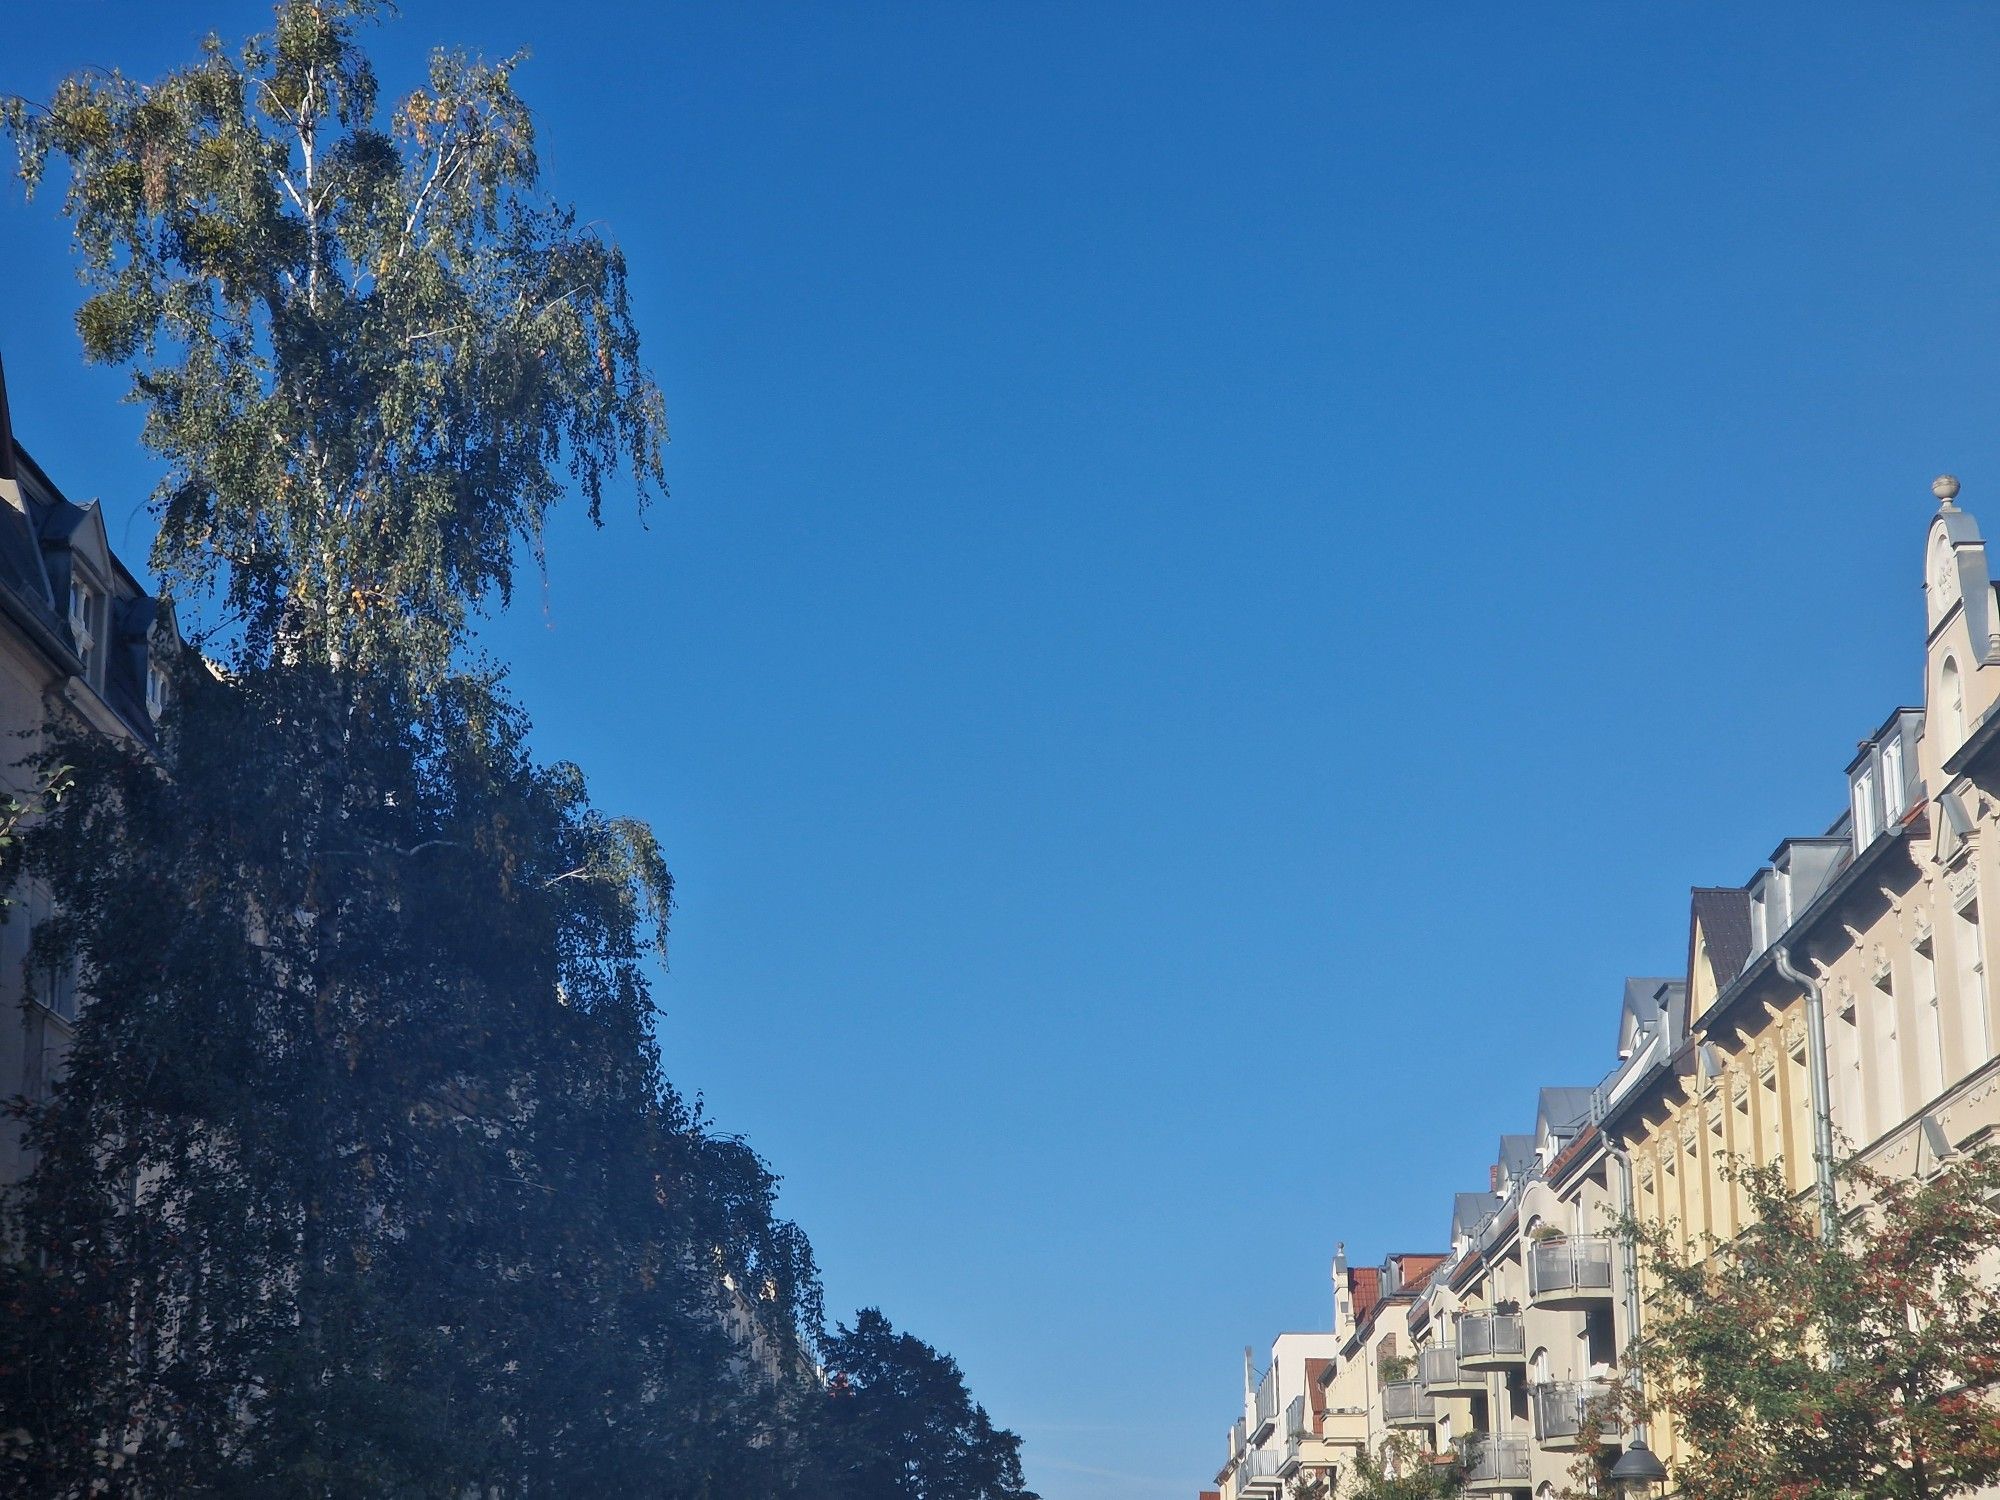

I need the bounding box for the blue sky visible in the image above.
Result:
[7,5,2000,1497]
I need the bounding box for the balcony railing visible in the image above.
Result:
[1418,1343,1482,1394]
[1458,1311,1527,1368]
[1530,1380,1622,1450]
[1252,1366,1279,1437]
[1457,1434,1533,1489]
[1279,1395,1307,1473]
[1525,1236,1615,1308]
[1233,1448,1283,1497]
[1381,1380,1435,1428]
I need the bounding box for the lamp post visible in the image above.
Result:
[1608,1436,1668,1496]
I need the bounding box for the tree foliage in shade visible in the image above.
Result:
[1,662,824,1495]
[0,5,1024,1497]
[1632,1145,2000,1500]
[807,1309,1039,1500]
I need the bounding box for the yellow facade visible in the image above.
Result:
[1610,480,2000,1485]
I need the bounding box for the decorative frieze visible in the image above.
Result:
[1948,860,1980,911]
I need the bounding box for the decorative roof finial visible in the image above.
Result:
[1935,474,1962,508]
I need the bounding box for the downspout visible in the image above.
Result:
[1774,944,1841,1246]
[1605,1133,1651,1444]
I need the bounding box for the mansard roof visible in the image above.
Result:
[1536,1087,1594,1135]
[1619,976,1684,1054]
[0,347,173,743]
[1452,1191,1494,1240]
[1688,886,1754,988]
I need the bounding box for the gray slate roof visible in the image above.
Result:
[1537,1087,1595,1135]
[1690,886,1755,987]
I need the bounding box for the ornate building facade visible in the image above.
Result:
[1208,476,2000,1498]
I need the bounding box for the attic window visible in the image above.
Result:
[145,661,170,721]
[1853,764,1880,846]
[1882,735,1907,820]
[68,573,99,673]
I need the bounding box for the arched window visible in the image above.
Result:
[1530,1346,1550,1386]
[1942,656,1966,751]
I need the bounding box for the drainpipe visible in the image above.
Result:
[1603,1139,1652,1449]
[1774,944,1841,1246]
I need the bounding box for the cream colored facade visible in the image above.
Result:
[0,361,176,1192]
[1202,478,2000,1498]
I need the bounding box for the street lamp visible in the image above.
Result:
[1608,1437,1668,1496]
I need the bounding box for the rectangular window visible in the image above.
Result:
[1788,1045,1812,1192]
[1853,766,1881,847]
[1836,998,1865,1140]
[1684,1130,1703,1238]
[1956,896,1991,1071]
[67,573,98,675]
[1882,736,1907,820]
[24,884,78,1024]
[1915,936,1946,1100]
[1762,1067,1783,1169]
[1868,971,1904,1137]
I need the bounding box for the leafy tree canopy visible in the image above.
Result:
[1634,1145,2000,1500]
[1299,1432,1462,1500]
[811,1308,1039,1500]
[5,0,665,681]
[0,6,1020,1498]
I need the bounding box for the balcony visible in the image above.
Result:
[1456,1434,1533,1492]
[1251,1366,1279,1441]
[1278,1395,1307,1476]
[1458,1311,1527,1370]
[1233,1448,1283,1498]
[1530,1381,1623,1451]
[1381,1380,1435,1428]
[1418,1343,1484,1397]
[1525,1236,1615,1310]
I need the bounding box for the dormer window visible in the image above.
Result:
[68,572,99,674]
[1882,734,1906,820]
[1853,763,1881,847]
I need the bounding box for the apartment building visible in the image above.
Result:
[1216,1252,1448,1498]
[0,352,177,1190]
[1203,476,2000,1497]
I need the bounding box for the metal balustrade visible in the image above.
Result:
[1458,1311,1527,1368]
[1253,1366,1279,1435]
[1457,1434,1533,1490]
[1232,1448,1283,1497]
[1418,1343,1482,1394]
[1529,1380,1622,1450]
[1381,1379,1435,1428]
[1525,1236,1615,1308]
